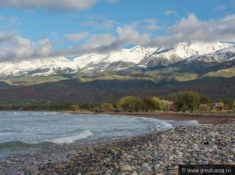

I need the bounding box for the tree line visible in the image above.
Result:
[0,91,235,113]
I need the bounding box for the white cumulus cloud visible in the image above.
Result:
[65,32,89,41]
[149,13,235,47]
[144,19,159,31]
[0,33,53,62]
[164,10,177,16]
[71,26,150,54]
[85,34,116,47]
[0,0,98,10]
[0,32,15,44]
[1,14,235,62]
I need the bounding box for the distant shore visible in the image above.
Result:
[66,111,235,125]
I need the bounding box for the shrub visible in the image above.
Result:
[174,91,200,113]
[143,96,161,112]
[233,100,235,112]
[100,103,115,112]
[116,96,144,112]
[217,102,224,111]
[69,104,79,111]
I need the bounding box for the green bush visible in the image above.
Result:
[69,104,79,111]
[116,96,144,112]
[174,91,200,113]
[143,96,161,112]
[100,103,115,112]
[233,100,235,112]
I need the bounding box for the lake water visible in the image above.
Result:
[0,111,200,158]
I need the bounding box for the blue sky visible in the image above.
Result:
[0,0,235,62]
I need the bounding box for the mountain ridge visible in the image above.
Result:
[0,76,234,102]
[0,41,233,78]
[0,41,235,101]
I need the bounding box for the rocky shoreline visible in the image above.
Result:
[2,121,235,175]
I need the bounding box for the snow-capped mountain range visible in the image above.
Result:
[186,44,235,63]
[0,41,234,77]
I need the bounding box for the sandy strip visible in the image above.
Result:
[108,112,235,125]
[66,111,235,125]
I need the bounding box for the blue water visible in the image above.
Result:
[0,111,199,157]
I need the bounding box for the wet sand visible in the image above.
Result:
[68,111,235,125]
[109,112,235,125]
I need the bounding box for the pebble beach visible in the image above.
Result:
[1,118,235,175]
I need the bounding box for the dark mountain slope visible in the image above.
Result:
[0,81,11,88]
[0,77,234,102]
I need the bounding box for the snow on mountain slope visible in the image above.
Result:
[0,46,156,76]
[73,46,156,71]
[0,42,233,77]
[186,45,235,62]
[139,42,232,67]
[0,57,77,77]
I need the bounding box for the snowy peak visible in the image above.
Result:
[173,41,231,55]
[139,42,232,67]
[136,42,233,69]
[73,46,156,71]
[186,45,235,63]
[0,41,234,77]
[0,57,78,77]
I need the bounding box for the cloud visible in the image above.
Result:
[85,34,116,46]
[0,25,151,61]
[0,32,15,44]
[82,17,159,33]
[7,16,17,23]
[116,26,150,44]
[82,19,121,30]
[0,16,4,20]
[52,25,151,56]
[144,19,159,31]
[65,32,89,41]
[0,0,119,10]
[149,13,235,47]
[231,0,235,8]
[131,18,159,32]
[1,14,235,62]
[215,5,226,12]
[66,26,150,54]
[0,35,34,61]
[102,26,149,51]
[34,39,53,57]
[0,0,98,10]
[0,33,53,62]
[107,0,118,3]
[164,10,177,16]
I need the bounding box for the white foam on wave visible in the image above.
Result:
[167,120,201,127]
[0,133,9,136]
[139,117,147,120]
[42,112,57,115]
[154,120,173,132]
[125,116,174,132]
[51,130,93,144]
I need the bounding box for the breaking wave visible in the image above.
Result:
[42,112,57,115]
[51,130,93,144]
